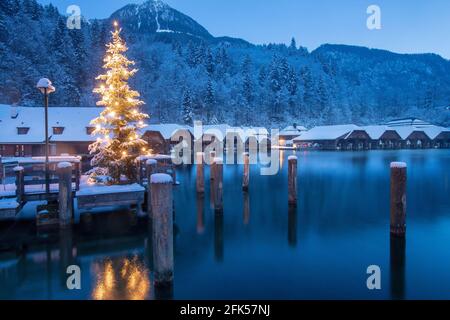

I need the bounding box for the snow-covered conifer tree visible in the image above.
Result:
[182,89,193,125]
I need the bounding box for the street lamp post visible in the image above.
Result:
[37,78,56,194]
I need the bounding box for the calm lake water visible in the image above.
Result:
[1,150,449,300]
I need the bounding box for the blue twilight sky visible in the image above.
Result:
[37,0,450,59]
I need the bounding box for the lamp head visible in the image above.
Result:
[37,78,56,94]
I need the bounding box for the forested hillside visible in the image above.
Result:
[1,0,449,127]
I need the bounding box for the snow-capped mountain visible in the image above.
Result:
[110,0,213,40]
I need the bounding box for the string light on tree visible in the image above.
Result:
[89,21,150,183]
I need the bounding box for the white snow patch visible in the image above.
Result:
[295,124,360,141]
[150,154,172,160]
[57,162,72,169]
[0,199,19,209]
[36,78,54,89]
[13,166,24,172]
[76,184,144,196]
[150,173,173,184]
[391,162,407,169]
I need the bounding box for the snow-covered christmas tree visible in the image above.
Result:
[89,21,149,183]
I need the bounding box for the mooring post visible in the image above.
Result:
[14,166,25,203]
[57,162,73,228]
[243,152,250,192]
[171,165,177,186]
[151,173,174,286]
[196,194,205,234]
[146,159,158,217]
[210,157,217,209]
[288,155,298,206]
[136,158,143,185]
[213,157,223,213]
[390,162,407,237]
[243,192,250,225]
[74,161,81,191]
[209,151,216,181]
[196,152,205,194]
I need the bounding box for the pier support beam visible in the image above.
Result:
[151,173,174,286]
[196,152,205,194]
[242,152,250,192]
[146,159,158,218]
[288,155,298,207]
[213,157,223,213]
[57,162,73,228]
[390,162,407,237]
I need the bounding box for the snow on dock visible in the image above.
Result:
[76,183,145,196]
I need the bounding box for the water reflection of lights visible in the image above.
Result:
[279,150,285,169]
[92,257,150,300]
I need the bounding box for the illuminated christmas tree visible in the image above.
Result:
[89,21,149,183]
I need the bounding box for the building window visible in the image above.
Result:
[86,127,95,135]
[53,127,65,135]
[17,127,30,135]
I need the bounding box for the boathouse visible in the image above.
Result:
[293,124,367,150]
[432,129,450,148]
[276,124,307,146]
[396,127,432,149]
[142,124,193,155]
[362,126,402,149]
[0,105,100,157]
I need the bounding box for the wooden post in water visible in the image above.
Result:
[196,152,205,194]
[146,159,158,218]
[242,152,250,192]
[171,165,177,186]
[151,173,174,286]
[209,151,216,181]
[57,162,73,228]
[288,155,298,206]
[390,162,407,237]
[196,194,205,234]
[213,157,223,213]
[243,192,250,225]
[14,166,25,203]
[210,157,217,209]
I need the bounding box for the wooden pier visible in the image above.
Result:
[0,154,178,225]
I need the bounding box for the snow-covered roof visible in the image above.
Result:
[278,125,307,136]
[146,124,193,140]
[225,127,269,142]
[361,125,392,140]
[420,126,447,139]
[386,118,433,128]
[0,105,102,143]
[395,127,420,140]
[200,124,231,141]
[294,124,360,141]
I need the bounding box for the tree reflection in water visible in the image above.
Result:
[92,256,150,300]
